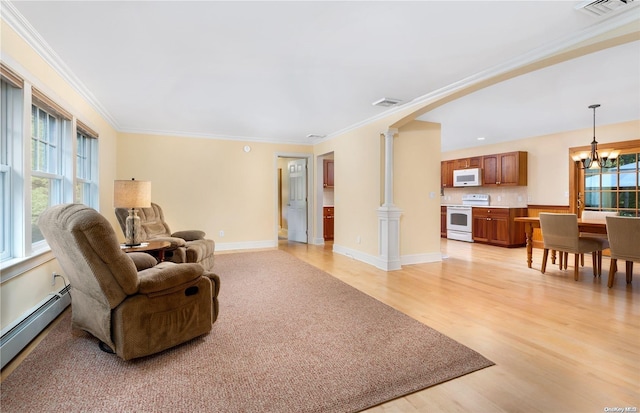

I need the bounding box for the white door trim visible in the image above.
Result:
[274,152,314,244]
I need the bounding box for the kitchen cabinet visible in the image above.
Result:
[453,157,482,170]
[323,159,334,188]
[441,206,447,238]
[441,158,480,188]
[482,151,527,186]
[441,160,454,188]
[442,152,527,188]
[472,207,528,247]
[323,206,334,240]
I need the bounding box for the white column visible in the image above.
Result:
[382,128,398,207]
[377,128,402,271]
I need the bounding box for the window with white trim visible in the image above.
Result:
[0,78,22,261]
[30,104,67,245]
[75,126,99,208]
[0,62,100,267]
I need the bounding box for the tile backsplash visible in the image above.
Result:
[441,187,528,207]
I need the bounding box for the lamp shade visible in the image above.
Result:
[113,179,151,208]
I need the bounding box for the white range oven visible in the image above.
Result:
[446,194,490,242]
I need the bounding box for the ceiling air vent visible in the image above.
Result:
[372,98,402,107]
[575,0,635,17]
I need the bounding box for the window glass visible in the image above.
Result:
[31,105,63,245]
[584,192,600,209]
[1,79,21,261]
[31,176,51,243]
[583,151,639,217]
[75,130,98,207]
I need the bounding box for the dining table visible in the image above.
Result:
[514,216,608,268]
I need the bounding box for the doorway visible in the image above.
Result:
[319,152,335,243]
[276,154,313,244]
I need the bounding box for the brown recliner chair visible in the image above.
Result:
[115,202,215,271]
[39,204,220,361]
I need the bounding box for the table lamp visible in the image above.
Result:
[114,178,151,246]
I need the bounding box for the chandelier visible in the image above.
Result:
[572,104,618,169]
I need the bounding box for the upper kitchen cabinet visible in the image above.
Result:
[442,157,481,187]
[441,160,454,188]
[482,151,527,186]
[323,159,334,188]
[453,157,482,170]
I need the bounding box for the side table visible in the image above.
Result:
[121,240,171,262]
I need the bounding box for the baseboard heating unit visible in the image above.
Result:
[0,285,71,369]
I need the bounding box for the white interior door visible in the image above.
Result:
[287,159,307,243]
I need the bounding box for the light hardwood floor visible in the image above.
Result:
[3,239,638,412]
[279,239,639,413]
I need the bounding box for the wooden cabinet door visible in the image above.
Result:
[482,155,498,186]
[488,210,510,246]
[482,152,527,186]
[472,208,490,242]
[453,159,468,170]
[468,156,482,169]
[441,161,454,188]
[453,157,482,170]
[498,152,527,186]
[323,159,334,188]
[441,206,447,237]
[323,207,334,240]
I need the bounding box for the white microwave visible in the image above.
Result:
[453,168,482,187]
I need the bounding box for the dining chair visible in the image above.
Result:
[539,213,606,281]
[579,210,618,270]
[605,216,640,288]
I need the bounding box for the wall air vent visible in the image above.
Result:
[575,0,636,17]
[372,98,402,107]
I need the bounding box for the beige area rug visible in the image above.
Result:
[1,250,493,413]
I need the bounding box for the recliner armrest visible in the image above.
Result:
[137,262,205,295]
[128,252,158,271]
[172,230,206,241]
[147,236,186,249]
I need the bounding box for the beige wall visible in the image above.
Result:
[116,134,311,249]
[395,120,442,259]
[442,120,640,206]
[316,122,383,256]
[313,110,443,264]
[1,22,119,330]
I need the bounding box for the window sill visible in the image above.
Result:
[0,249,55,283]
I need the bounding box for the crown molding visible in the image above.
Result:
[119,127,313,146]
[1,1,120,130]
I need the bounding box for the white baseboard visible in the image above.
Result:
[333,244,443,271]
[332,244,400,270]
[311,237,325,245]
[0,285,71,369]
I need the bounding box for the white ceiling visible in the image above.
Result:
[5,1,640,151]
[419,40,640,151]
